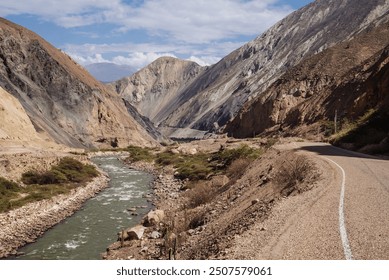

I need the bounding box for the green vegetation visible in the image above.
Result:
[125,144,262,181]
[0,157,99,213]
[125,145,155,162]
[22,157,98,185]
[329,109,389,154]
[0,177,21,212]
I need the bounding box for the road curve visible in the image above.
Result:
[231,142,389,260]
[297,142,389,259]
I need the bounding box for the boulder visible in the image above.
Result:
[117,225,146,241]
[150,231,161,239]
[142,210,165,227]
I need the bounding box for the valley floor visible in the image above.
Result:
[1,137,388,260]
[104,138,389,260]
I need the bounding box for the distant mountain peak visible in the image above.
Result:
[109,0,389,138]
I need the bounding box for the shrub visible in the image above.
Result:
[126,145,155,162]
[274,154,313,196]
[226,158,251,180]
[22,157,98,185]
[156,150,181,166]
[186,183,215,208]
[212,144,261,169]
[0,177,20,194]
[0,177,21,212]
[1,158,98,213]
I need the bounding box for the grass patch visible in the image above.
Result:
[329,109,389,153]
[330,109,377,142]
[22,157,98,185]
[0,177,21,212]
[125,145,155,162]
[124,144,262,181]
[156,144,262,181]
[0,157,99,213]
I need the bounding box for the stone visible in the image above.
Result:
[142,210,165,227]
[117,225,146,241]
[127,207,137,212]
[150,231,161,239]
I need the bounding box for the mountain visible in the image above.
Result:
[0,18,157,148]
[225,21,389,142]
[110,56,205,126]
[111,0,389,138]
[0,86,41,143]
[85,63,136,83]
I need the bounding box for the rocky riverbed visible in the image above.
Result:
[101,160,184,260]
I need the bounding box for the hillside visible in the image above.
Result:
[112,0,389,138]
[0,18,157,149]
[110,56,205,126]
[0,86,41,143]
[225,20,389,154]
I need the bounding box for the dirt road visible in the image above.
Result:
[230,142,389,260]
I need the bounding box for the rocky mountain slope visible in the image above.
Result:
[0,18,157,149]
[0,86,41,143]
[225,21,389,142]
[110,57,205,126]
[112,0,389,138]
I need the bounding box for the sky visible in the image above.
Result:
[0,0,314,70]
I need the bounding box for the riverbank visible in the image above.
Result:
[0,174,109,258]
[101,159,185,260]
[101,138,322,260]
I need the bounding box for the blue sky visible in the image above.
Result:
[1,0,313,69]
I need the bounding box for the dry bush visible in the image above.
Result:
[226,158,251,181]
[274,154,314,196]
[185,183,216,209]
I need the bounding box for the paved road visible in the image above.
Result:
[296,142,389,259]
[232,142,389,260]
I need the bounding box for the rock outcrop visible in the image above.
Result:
[225,20,389,139]
[0,18,157,148]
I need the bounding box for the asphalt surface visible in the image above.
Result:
[298,142,389,259]
[231,142,389,260]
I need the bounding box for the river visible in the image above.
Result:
[12,156,153,260]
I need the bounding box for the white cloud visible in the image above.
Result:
[0,0,293,42]
[64,39,246,69]
[0,0,296,70]
[117,0,292,43]
[71,52,178,70]
[112,52,177,70]
[187,56,221,66]
[69,53,110,65]
[64,40,245,60]
[0,0,124,27]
